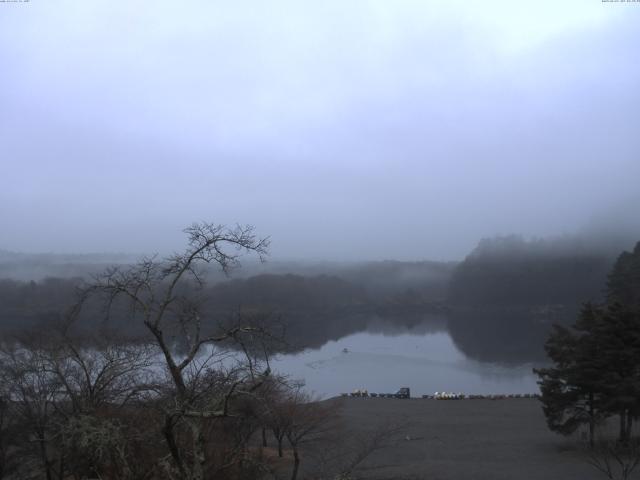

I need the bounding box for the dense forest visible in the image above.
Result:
[446,235,621,362]
[448,235,612,307]
[0,269,450,352]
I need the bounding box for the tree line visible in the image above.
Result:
[0,266,450,358]
[0,232,631,374]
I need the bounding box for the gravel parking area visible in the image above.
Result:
[329,397,606,480]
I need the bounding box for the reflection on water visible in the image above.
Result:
[272,324,541,398]
[364,314,448,337]
[447,308,555,364]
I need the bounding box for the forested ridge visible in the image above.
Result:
[446,235,623,362]
[448,235,614,307]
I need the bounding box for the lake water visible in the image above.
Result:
[271,329,540,398]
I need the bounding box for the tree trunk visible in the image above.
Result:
[56,455,65,480]
[290,446,300,480]
[190,420,206,480]
[262,426,267,447]
[38,435,52,480]
[278,436,283,458]
[620,410,629,443]
[162,415,187,480]
[588,393,595,448]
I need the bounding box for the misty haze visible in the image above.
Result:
[1,2,640,480]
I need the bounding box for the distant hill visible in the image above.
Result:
[448,235,618,308]
[445,234,632,362]
[0,250,137,281]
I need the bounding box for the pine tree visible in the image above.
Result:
[536,241,640,444]
[603,241,640,442]
[535,304,606,446]
[607,242,640,307]
[595,303,640,443]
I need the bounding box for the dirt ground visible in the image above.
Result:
[323,397,611,480]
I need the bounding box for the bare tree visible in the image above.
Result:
[282,389,339,480]
[0,339,62,480]
[259,378,295,458]
[584,439,640,480]
[0,394,6,480]
[46,326,160,479]
[46,329,158,415]
[309,417,409,480]
[81,222,273,480]
[0,388,18,480]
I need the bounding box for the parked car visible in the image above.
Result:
[395,387,410,399]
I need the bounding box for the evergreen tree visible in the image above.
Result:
[603,241,640,442]
[607,242,640,307]
[536,241,640,444]
[535,303,606,446]
[595,303,640,443]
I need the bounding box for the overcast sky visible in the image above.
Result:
[1,1,639,261]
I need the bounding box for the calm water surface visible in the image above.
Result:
[271,328,540,398]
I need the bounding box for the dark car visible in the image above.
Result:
[395,387,410,399]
